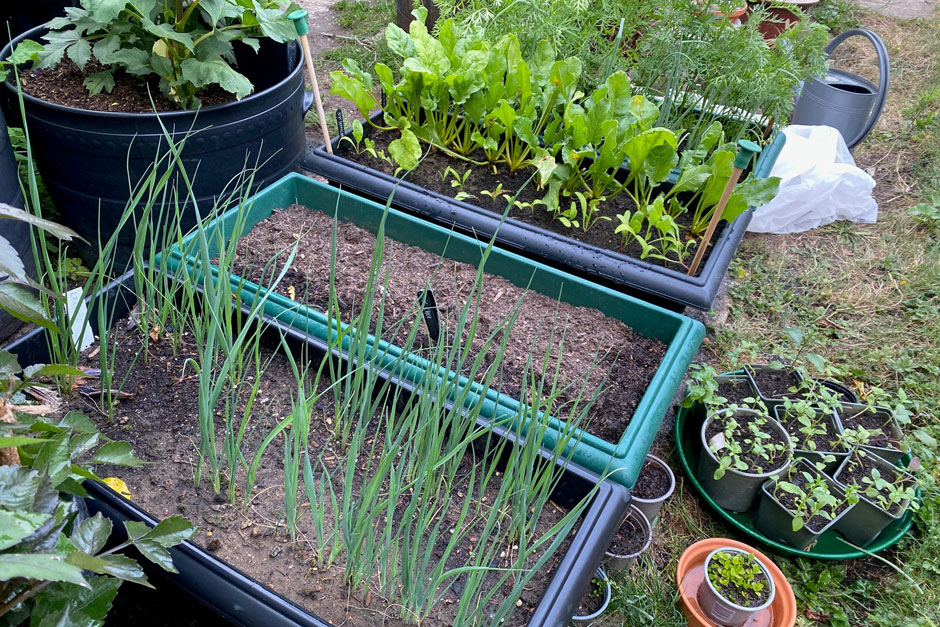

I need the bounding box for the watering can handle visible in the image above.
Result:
[824,29,890,149]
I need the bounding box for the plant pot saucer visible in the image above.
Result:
[676,538,795,627]
[675,372,917,560]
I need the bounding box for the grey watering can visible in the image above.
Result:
[791,29,889,152]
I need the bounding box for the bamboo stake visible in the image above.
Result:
[687,139,761,276]
[289,10,333,154]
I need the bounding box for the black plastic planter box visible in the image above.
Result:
[299,112,786,311]
[3,269,631,627]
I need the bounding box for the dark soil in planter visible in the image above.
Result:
[229,205,667,444]
[838,408,900,450]
[65,326,577,627]
[606,512,649,556]
[778,409,846,454]
[704,414,789,474]
[19,58,234,112]
[717,378,757,407]
[750,368,801,399]
[572,576,606,618]
[336,129,724,276]
[706,551,771,608]
[840,456,910,517]
[632,459,670,500]
[772,471,850,533]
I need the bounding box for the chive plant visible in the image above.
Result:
[257,196,610,623]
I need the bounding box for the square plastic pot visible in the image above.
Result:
[2,268,633,627]
[832,452,916,548]
[162,173,706,491]
[772,404,848,475]
[299,112,786,312]
[755,459,854,551]
[835,402,906,465]
[743,364,804,414]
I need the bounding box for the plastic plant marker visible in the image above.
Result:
[675,388,917,560]
[289,9,332,153]
[687,140,761,276]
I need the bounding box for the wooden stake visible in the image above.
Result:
[687,140,761,276]
[289,10,333,154]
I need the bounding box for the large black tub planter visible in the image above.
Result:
[3,270,632,627]
[1,26,312,265]
[164,173,705,491]
[300,114,785,311]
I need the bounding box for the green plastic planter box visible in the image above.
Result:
[164,173,705,489]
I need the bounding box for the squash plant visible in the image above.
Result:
[31,0,302,108]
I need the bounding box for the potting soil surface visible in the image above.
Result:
[704,413,790,475]
[837,406,901,450]
[632,459,671,500]
[749,368,802,399]
[19,59,233,112]
[606,510,649,556]
[229,204,667,444]
[66,329,580,627]
[336,129,726,277]
[716,378,757,407]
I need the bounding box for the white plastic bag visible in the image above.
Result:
[748,125,878,234]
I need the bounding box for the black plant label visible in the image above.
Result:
[335,109,345,139]
[418,289,440,343]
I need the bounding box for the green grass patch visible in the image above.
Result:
[332,0,395,40]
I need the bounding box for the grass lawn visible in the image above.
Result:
[608,8,940,626]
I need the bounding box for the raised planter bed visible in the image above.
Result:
[298,112,785,311]
[3,269,632,627]
[163,173,705,490]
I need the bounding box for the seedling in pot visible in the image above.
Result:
[768,461,856,534]
[707,410,790,480]
[571,567,611,622]
[831,437,918,547]
[836,401,906,463]
[697,408,792,513]
[682,364,766,413]
[697,548,775,626]
[774,392,847,473]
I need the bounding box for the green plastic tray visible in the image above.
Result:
[675,389,916,560]
[162,173,705,489]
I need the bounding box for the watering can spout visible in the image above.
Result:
[791,29,889,152]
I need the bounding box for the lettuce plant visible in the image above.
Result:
[32,0,301,108]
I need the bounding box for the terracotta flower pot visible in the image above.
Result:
[747,0,819,41]
[676,538,797,627]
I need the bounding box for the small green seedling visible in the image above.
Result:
[708,551,767,598]
[709,411,789,480]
